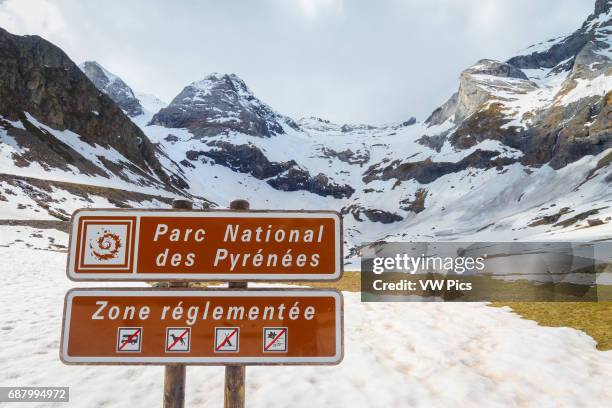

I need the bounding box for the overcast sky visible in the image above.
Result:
[0,0,596,124]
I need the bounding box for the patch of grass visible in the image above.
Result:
[190,272,362,291]
[296,271,362,292]
[490,302,612,351]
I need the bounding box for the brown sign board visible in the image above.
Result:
[60,288,343,365]
[66,209,343,281]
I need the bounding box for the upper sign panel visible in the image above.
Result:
[67,209,343,281]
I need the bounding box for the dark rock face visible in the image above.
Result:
[186,141,354,199]
[1,116,107,178]
[417,133,448,152]
[267,169,355,199]
[507,0,610,70]
[150,73,292,138]
[0,28,174,189]
[79,61,144,117]
[340,123,376,133]
[449,103,522,150]
[467,59,529,80]
[196,141,294,179]
[522,92,612,169]
[507,35,591,70]
[401,117,417,127]
[553,207,609,228]
[426,92,458,126]
[595,0,612,15]
[528,207,572,227]
[320,147,370,165]
[435,92,612,171]
[400,189,428,213]
[341,204,403,224]
[363,150,517,184]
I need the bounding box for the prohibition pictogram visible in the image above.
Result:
[214,327,239,352]
[166,327,191,352]
[116,327,142,352]
[263,327,287,352]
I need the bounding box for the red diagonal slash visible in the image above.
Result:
[264,328,287,351]
[216,328,238,351]
[168,329,189,350]
[118,328,141,351]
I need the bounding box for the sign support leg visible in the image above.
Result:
[164,365,186,408]
[163,199,193,408]
[224,364,246,408]
[224,199,249,408]
[224,281,247,408]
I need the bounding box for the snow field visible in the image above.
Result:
[1,227,611,407]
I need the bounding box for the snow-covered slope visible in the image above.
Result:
[2,226,612,407]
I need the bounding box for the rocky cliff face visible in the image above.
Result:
[0,28,177,191]
[79,61,144,117]
[423,0,612,171]
[150,73,297,138]
[427,59,536,126]
[508,0,611,70]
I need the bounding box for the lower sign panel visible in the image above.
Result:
[60,288,343,365]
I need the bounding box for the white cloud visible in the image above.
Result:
[0,0,77,55]
[296,0,343,18]
[0,0,66,36]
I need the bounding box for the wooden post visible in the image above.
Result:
[224,199,249,408]
[163,198,193,408]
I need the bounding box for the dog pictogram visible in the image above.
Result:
[166,327,191,352]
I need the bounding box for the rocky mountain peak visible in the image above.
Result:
[593,0,611,18]
[426,59,535,126]
[149,72,292,138]
[79,61,144,117]
[508,0,611,71]
[191,72,250,97]
[463,59,529,80]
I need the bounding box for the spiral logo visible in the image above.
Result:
[89,229,122,261]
